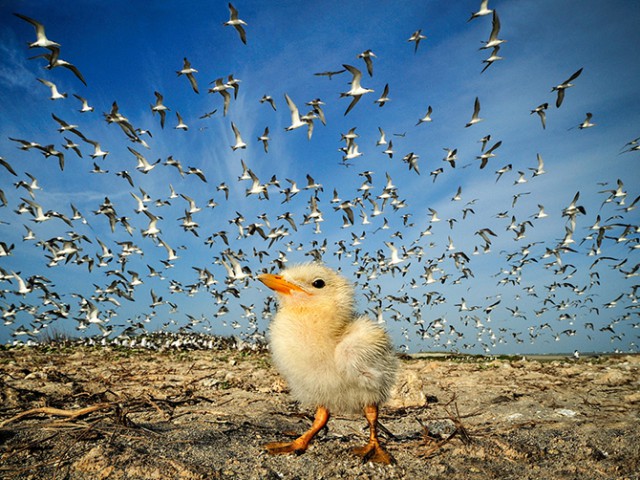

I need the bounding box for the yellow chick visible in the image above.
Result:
[258,263,398,464]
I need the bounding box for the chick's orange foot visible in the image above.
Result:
[352,441,395,465]
[264,440,309,455]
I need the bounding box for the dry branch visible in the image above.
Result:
[0,402,114,427]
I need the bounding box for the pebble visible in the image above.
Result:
[554,408,578,417]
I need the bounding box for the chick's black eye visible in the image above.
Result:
[312,278,325,289]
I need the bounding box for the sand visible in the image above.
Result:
[1,346,638,479]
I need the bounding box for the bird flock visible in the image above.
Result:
[0,2,638,354]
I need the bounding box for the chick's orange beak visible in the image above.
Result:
[258,274,308,295]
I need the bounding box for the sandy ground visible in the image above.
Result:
[1,346,639,480]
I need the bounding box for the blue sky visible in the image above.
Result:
[0,1,638,354]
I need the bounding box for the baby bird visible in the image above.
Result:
[258,263,398,464]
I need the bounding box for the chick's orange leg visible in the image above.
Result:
[265,406,330,455]
[352,404,395,464]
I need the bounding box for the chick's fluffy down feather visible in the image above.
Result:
[333,316,398,411]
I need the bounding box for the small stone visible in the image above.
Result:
[623,392,640,403]
[506,413,524,421]
[554,408,578,417]
[387,368,426,408]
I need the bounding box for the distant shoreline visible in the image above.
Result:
[407,351,640,361]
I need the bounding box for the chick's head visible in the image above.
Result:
[258,263,355,320]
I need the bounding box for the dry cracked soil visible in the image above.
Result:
[1,345,639,479]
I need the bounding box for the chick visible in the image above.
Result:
[258,263,398,464]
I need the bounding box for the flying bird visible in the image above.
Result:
[468,0,493,22]
[151,91,170,128]
[480,10,505,49]
[375,83,390,107]
[224,3,247,44]
[313,69,346,80]
[530,103,548,129]
[577,112,596,130]
[258,263,397,464]
[0,157,17,177]
[73,94,94,112]
[552,68,583,108]
[340,64,374,116]
[416,105,433,125]
[481,45,503,73]
[36,78,66,100]
[230,122,247,150]
[260,94,277,111]
[284,93,308,132]
[175,112,189,130]
[477,140,502,169]
[30,47,87,85]
[258,127,270,153]
[465,97,483,127]
[14,13,60,49]
[408,29,427,53]
[357,49,376,76]
[176,57,199,94]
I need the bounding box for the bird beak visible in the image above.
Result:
[258,274,309,295]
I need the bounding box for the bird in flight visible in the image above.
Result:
[468,0,493,22]
[552,68,583,108]
[530,103,548,129]
[224,3,247,44]
[14,13,60,49]
[465,97,483,127]
[176,57,199,94]
[408,29,427,53]
[340,64,374,116]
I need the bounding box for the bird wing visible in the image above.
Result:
[565,67,583,84]
[489,11,501,40]
[334,317,396,392]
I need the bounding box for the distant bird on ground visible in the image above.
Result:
[258,263,397,464]
[552,68,583,108]
[408,29,427,53]
[224,3,247,44]
[465,97,483,127]
[176,57,199,93]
